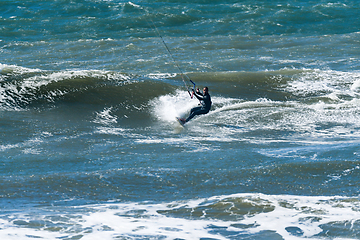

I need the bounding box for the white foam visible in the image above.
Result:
[150,90,198,123]
[287,69,360,99]
[128,1,141,8]
[350,78,360,92]
[0,63,42,75]
[93,107,118,125]
[146,73,177,79]
[94,126,130,136]
[1,193,359,239]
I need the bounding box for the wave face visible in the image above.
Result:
[0,66,175,123]
[2,0,360,239]
[2,66,360,134]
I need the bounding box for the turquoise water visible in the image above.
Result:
[1,0,360,239]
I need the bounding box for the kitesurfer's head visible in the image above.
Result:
[203,86,209,94]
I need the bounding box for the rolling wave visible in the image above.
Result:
[0,65,174,111]
[2,64,360,132]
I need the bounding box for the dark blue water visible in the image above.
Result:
[1,0,360,239]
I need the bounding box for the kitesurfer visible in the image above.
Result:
[179,86,212,124]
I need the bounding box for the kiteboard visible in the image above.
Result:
[175,117,185,127]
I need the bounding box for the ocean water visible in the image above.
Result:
[1,0,360,239]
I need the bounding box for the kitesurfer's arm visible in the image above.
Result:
[193,89,204,101]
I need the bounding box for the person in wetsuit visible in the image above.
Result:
[180,86,212,124]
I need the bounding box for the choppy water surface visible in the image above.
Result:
[1,0,360,239]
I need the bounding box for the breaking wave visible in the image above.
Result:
[1,193,360,239]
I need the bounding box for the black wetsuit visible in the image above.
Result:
[185,90,212,122]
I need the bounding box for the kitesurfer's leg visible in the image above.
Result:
[185,107,208,122]
[185,106,201,122]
